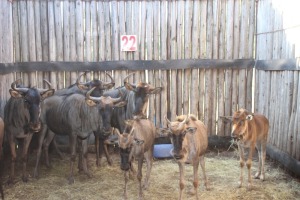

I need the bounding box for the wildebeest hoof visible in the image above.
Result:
[22,176,29,182]
[107,159,113,166]
[33,171,39,179]
[238,181,242,188]
[188,188,196,195]
[247,183,252,190]
[68,177,75,184]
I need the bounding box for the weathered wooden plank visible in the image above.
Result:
[48,1,57,89]
[85,1,91,62]
[34,1,44,88]
[248,0,255,58]
[70,0,79,81]
[200,0,207,58]
[239,0,249,58]
[233,0,240,59]
[160,0,167,127]
[76,0,83,61]
[20,0,29,85]
[295,72,300,160]
[176,0,184,115]
[288,72,298,156]
[169,0,177,120]
[54,0,64,89]
[206,0,213,58]
[204,69,213,136]
[183,0,192,114]
[63,0,71,86]
[91,0,98,61]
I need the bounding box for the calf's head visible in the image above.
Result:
[117,120,144,171]
[123,73,162,115]
[231,108,254,140]
[162,115,197,160]
[9,79,55,132]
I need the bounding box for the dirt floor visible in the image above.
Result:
[1,146,300,200]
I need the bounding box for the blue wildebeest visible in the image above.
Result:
[4,79,55,184]
[103,73,163,133]
[33,86,126,184]
[117,118,156,200]
[231,108,269,190]
[95,73,162,166]
[160,114,209,200]
[46,72,117,167]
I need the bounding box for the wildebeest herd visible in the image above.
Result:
[0,72,269,200]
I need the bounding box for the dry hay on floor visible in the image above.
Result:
[1,149,300,200]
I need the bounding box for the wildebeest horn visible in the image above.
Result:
[102,72,115,89]
[38,79,53,93]
[123,73,135,85]
[165,115,172,125]
[86,87,99,101]
[76,71,89,89]
[178,115,188,129]
[11,79,28,93]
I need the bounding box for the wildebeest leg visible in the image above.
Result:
[21,133,33,182]
[124,171,129,200]
[43,130,56,168]
[238,144,245,188]
[246,144,255,190]
[178,162,185,200]
[142,150,152,190]
[256,142,266,180]
[254,143,262,179]
[34,125,49,178]
[103,139,113,166]
[129,162,136,180]
[94,133,100,167]
[199,155,209,190]
[51,137,64,160]
[189,157,199,198]
[68,134,77,184]
[7,134,17,184]
[81,138,91,177]
[137,157,144,200]
[77,138,83,172]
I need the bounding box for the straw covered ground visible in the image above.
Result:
[1,146,300,200]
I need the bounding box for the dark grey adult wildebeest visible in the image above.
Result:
[33,85,126,184]
[4,79,54,184]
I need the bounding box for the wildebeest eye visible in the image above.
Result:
[239,120,244,126]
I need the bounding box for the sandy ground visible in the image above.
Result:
[1,147,300,200]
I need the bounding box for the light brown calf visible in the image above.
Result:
[117,118,156,200]
[231,108,269,189]
[161,114,208,200]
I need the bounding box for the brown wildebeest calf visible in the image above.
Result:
[117,118,156,200]
[161,114,209,200]
[231,108,269,189]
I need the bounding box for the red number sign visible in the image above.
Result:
[121,35,137,51]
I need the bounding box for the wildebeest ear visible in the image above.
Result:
[85,98,97,107]
[246,114,254,121]
[124,120,134,127]
[40,89,55,100]
[114,101,127,108]
[158,128,171,137]
[185,127,197,134]
[148,86,163,94]
[9,89,23,98]
[124,82,136,91]
[134,138,144,145]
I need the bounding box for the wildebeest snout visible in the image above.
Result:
[29,122,41,132]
